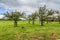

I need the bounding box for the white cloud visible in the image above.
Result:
[20,6,38,12]
[0,15,4,19]
[46,1,60,10]
[0,0,60,14]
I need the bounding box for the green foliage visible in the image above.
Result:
[29,12,37,24]
[4,12,23,20]
[27,15,32,24]
[47,9,54,16]
[38,5,46,26]
[4,11,24,27]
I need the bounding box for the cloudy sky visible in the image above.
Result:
[0,0,60,15]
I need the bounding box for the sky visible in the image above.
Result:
[0,0,60,15]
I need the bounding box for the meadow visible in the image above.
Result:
[0,20,60,40]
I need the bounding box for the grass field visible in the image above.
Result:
[0,20,60,40]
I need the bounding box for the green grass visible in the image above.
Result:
[0,20,60,40]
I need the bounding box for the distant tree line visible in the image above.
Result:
[4,5,60,27]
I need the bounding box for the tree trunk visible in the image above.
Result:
[39,18,44,26]
[14,20,17,27]
[32,19,34,24]
[58,18,60,23]
[41,20,44,26]
[59,20,60,23]
[40,17,44,26]
[46,19,49,24]
[28,19,30,24]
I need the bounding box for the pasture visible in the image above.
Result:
[0,20,60,40]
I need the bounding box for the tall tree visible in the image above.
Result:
[4,11,24,27]
[31,12,37,24]
[38,5,46,26]
[28,15,32,24]
[56,11,60,23]
[46,9,54,23]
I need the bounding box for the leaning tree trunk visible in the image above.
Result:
[14,20,17,27]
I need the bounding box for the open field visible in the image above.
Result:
[0,20,60,40]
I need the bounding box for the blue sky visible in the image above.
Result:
[0,0,60,14]
[0,7,12,14]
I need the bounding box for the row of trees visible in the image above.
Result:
[27,5,56,26]
[4,5,60,27]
